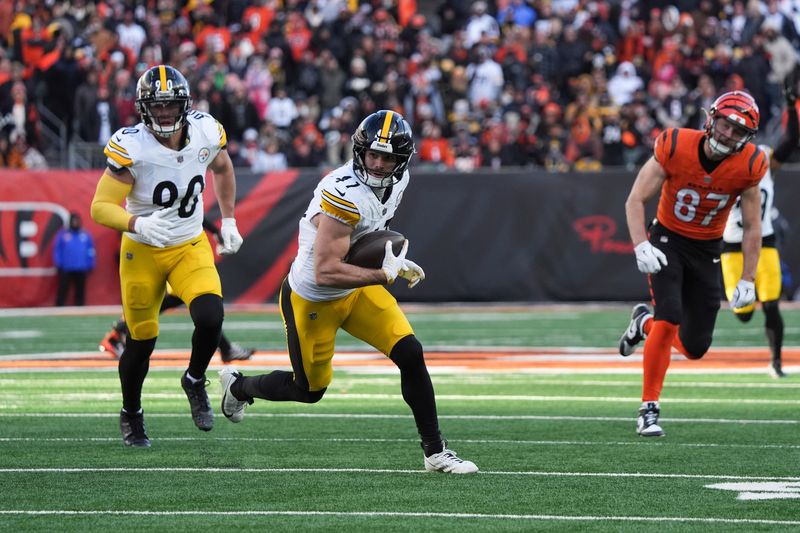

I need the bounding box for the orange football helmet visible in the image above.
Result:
[705,91,759,156]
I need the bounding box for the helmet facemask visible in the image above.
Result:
[706,114,755,156]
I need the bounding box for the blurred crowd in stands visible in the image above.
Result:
[0,0,799,172]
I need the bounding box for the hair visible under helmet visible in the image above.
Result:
[351,110,416,188]
[135,65,192,138]
[704,91,760,156]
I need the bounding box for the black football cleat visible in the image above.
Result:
[181,373,214,431]
[619,304,652,356]
[120,410,151,447]
[220,342,255,363]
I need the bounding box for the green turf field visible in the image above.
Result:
[2,305,800,355]
[0,306,798,531]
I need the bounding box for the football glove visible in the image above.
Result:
[381,239,408,284]
[730,279,756,309]
[218,218,243,255]
[634,241,668,274]
[133,209,175,248]
[399,258,425,288]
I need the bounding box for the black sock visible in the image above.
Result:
[119,337,156,413]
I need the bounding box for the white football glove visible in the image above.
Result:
[399,258,425,288]
[634,241,668,274]
[133,209,175,248]
[730,279,756,309]
[381,239,408,284]
[218,218,243,255]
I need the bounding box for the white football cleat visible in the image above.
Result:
[424,447,479,474]
[637,401,665,437]
[218,367,251,423]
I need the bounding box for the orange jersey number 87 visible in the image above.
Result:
[674,188,730,226]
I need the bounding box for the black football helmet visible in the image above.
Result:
[135,65,192,137]
[352,110,416,188]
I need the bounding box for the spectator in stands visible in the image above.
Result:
[464,1,500,49]
[418,122,454,168]
[607,61,643,107]
[89,85,120,145]
[5,0,797,172]
[762,20,798,114]
[1,80,40,149]
[53,212,95,306]
[600,107,625,167]
[116,9,147,60]
[261,138,289,172]
[318,50,345,111]
[265,85,298,130]
[498,0,537,29]
[221,82,262,142]
[466,46,503,109]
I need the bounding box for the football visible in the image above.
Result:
[344,230,406,269]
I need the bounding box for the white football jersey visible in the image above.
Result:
[723,144,774,243]
[288,161,409,302]
[103,111,227,246]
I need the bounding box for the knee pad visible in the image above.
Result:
[189,293,224,329]
[130,320,159,340]
[389,335,425,370]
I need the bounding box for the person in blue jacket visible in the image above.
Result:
[53,212,96,306]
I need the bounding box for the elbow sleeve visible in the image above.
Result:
[90,172,133,232]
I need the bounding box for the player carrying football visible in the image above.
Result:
[618,91,768,437]
[90,65,243,447]
[217,110,478,473]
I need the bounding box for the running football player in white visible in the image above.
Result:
[218,110,478,473]
[90,65,243,447]
[721,77,799,378]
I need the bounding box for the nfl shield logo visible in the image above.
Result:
[177,156,184,163]
[704,175,712,183]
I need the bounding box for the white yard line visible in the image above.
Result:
[0,509,797,526]
[0,412,797,424]
[1,436,799,450]
[0,467,799,483]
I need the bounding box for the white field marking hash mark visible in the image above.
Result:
[706,482,800,500]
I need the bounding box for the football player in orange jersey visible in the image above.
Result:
[618,91,768,437]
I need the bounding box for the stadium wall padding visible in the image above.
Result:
[2,168,799,307]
